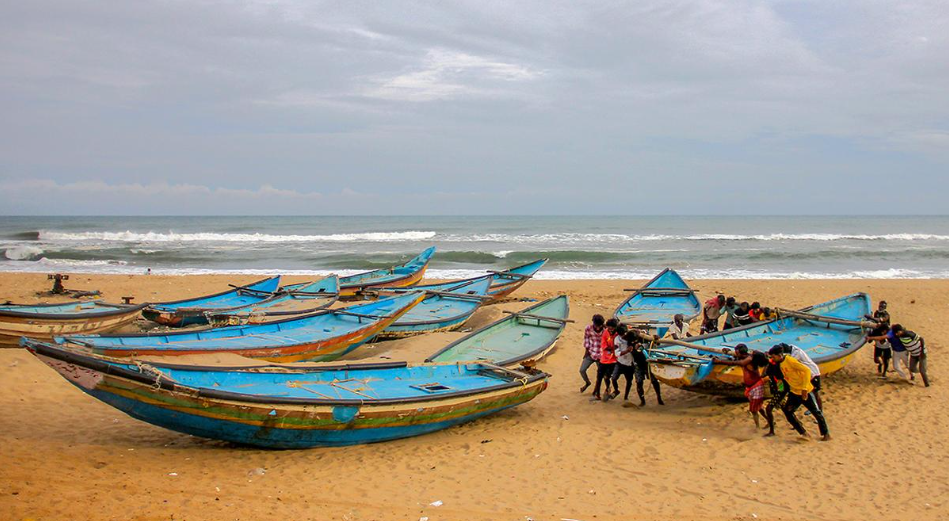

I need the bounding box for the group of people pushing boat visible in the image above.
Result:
[579,314,665,406]
[700,294,777,334]
[579,297,931,443]
[865,300,930,387]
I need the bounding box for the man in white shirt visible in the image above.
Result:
[669,314,690,340]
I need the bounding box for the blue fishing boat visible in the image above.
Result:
[143,276,281,327]
[24,340,549,448]
[427,295,570,367]
[56,292,426,362]
[390,258,548,303]
[377,276,492,339]
[613,268,700,337]
[648,293,872,395]
[339,247,435,299]
[206,276,339,326]
[0,300,145,347]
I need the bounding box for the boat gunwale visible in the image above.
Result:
[24,339,548,407]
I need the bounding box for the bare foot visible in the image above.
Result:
[580,383,590,393]
[763,432,775,437]
[820,434,832,441]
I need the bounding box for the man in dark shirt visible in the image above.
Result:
[626,331,664,407]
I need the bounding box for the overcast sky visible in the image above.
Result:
[1,1,947,215]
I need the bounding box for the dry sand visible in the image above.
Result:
[0,273,946,521]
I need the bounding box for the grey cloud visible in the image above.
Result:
[1,1,948,214]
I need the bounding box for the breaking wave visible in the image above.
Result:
[38,230,438,243]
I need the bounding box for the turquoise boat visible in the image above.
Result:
[0,300,145,347]
[24,340,549,449]
[393,259,547,303]
[143,276,281,327]
[206,276,339,326]
[427,295,570,367]
[56,292,426,362]
[648,293,871,395]
[339,247,435,299]
[613,268,700,337]
[376,277,492,340]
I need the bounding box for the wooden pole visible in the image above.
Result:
[653,338,729,356]
[487,271,531,279]
[502,311,575,323]
[774,308,870,328]
[420,290,493,301]
[622,287,696,294]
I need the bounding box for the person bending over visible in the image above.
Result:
[717,344,767,430]
[762,356,789,437]
[779,343,823,411]
[891,324,929,387]
[702,295,726,333]
[768,345,830,441]
[722,297,739,330]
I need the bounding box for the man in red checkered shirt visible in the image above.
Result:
[579,314,605,393]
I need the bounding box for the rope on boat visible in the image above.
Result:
[134,361,166,390]
[478,362,531,385]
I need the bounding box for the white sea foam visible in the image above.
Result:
[35,258,129,267]
[38,230,438,243]
[3,245,45,260]
[2,262,947,279]
[450,233,949,244]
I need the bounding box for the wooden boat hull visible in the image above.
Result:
[377,277,491,340]
[647,293,871,396]
[427,295,570,368]
[650,350,861,397]
[613,268,701,337]
[206,277,340,326]
[339,266,428,299]
[391,259,548,304]
[143,276,282,327]
[375,313,473,340]
[58,293,426,363]
[141,308,205,328]
[26,343,549,449]
[0,306,143,347]
[339,247,436,300]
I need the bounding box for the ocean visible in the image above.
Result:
[1,215,947,279]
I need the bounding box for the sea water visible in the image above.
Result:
[1,215,947,279]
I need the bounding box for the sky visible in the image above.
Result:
[1,0,948,215]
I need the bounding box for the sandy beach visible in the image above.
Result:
[0,273,946,521]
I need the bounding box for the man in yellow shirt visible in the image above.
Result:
[768,345,831,441]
